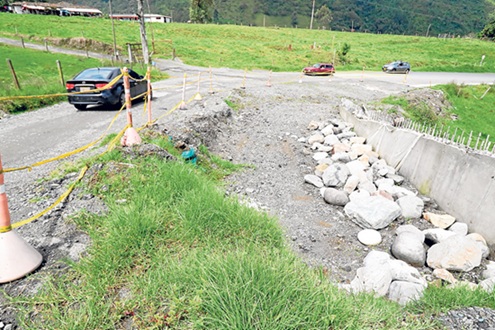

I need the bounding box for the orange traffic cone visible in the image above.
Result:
[0,155,42,283]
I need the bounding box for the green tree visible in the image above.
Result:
[479,19,495,39]
[190,0,214,23]
[315,4,332,27]
[291,11,298,27]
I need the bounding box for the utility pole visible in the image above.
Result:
[137,0,150,65]
[310,0,315,29]
[109,0,118,61]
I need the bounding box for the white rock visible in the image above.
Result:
[344,195,402,229]
[323,134,340,145]
[350,264,392,297]
[331,152,351,163]
[396,195,424,219]
[480,277,495,293]
[380,185,415,199]
[304,174,323,188]
[312,143,332,152]
[321,125,336,136]
[396,225,425,243]
[315,163,329,177]
[343,175,360,195]
[351,143,373,156]
[313,152,329,161]
[448,222,468,236]
[426,235,483,271]
[423,212,456,229]
[346,160,368,176]
[375,178,394,189]
[389,259,427,287]
[423,228,457,244]
[358,180,377,194]
[433,268,457,284]
[391,232,426,267]
[363,250,391,266]
[388,281,425,306]
[307,121,321,130]
[337,131,357,139]
[357,229,382,246]
[466,233,490,259]
[322,163,350,187]
[350,136,366,145]
[323,188,349,206]
[386,174,404,185]
[482,261,495,280]
[349,190,370,202]
[308,133,325,144]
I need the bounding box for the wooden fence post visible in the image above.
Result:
[20,37,25,48]
[127,43,133,65]
[6,59,21,90]
[56,60,64,87]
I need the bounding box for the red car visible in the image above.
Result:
[302,63,335,76]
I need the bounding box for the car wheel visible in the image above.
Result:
[74,104,87,111]
[116,91,126,110]
[405,69,410,74]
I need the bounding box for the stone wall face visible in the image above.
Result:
[341,108,495,245]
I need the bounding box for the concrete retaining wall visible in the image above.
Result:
[341,108,495,245]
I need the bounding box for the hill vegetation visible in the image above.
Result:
[66,0,494,36]
[2,13,495,74]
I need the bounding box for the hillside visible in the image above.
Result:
[68,0,493,36]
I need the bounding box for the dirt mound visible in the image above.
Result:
[401,88,452,117]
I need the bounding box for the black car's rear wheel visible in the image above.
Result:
[74,104,87,110]
[115,91,126,110]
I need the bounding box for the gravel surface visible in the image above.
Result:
[1,69,494,329]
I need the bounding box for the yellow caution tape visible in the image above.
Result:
[0,73,124,101]
[0,225,12,233]
[10,124,130,229]
[4,102,126,173]
[11,165,89,230]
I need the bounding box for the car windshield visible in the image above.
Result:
[313,64,321,68]
[75,68,115,80]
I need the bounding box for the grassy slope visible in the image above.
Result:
[1,13,495,73]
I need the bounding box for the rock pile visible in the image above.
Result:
[301,116,494,305]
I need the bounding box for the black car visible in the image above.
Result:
[382,61,411,74]
[66,67,149,110]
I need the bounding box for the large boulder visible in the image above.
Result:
[344,195,402,229]
[391,232,426,267]
[427,235,483,272]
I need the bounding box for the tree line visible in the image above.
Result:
[3,0,495,37]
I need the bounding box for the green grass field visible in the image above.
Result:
[0,43,110,113]
[1,13,495,73]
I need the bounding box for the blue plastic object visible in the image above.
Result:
[181,148,197,164]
